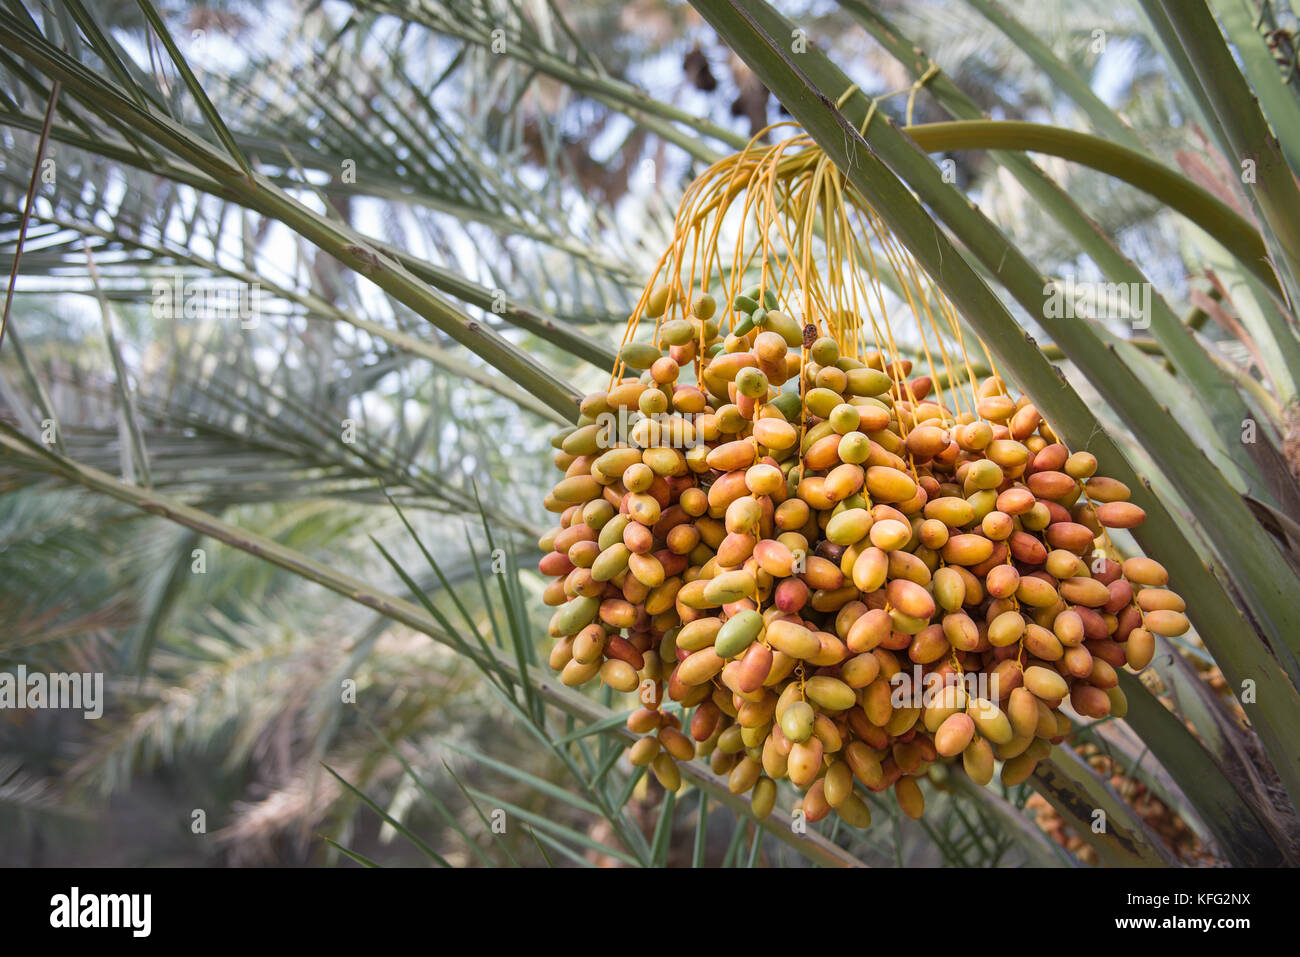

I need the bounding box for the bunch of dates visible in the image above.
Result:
[540,288,1186,827]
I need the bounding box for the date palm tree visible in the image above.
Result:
[1,0,1298,866]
